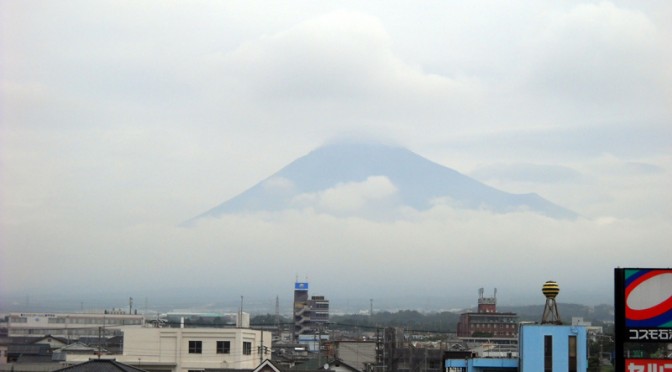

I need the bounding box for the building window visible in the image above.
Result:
[188,341,202,354]
[217,341,230,354]
[569,335,577,372]
[544,335,552,372]
[243,341,252,355]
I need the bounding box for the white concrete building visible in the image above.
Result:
[119,327,273,372]
[571,317,603,336]
[7,312,144,338]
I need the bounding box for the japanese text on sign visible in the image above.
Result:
[627,360,672,372]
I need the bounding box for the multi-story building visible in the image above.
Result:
[447,281,589,372]
[7,312,144,338]
[445,323,588,371]
[119,327,272,372]
[293,282,329,343]
[456,289,518,339]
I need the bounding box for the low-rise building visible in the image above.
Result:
[332,340,376,372]
[456,289,518,339]
[7,312,144,339]
[445,324,588,371]
[570,317,603,340]
[118,327,272,372]
[54,358,148,371]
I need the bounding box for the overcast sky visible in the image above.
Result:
[1,1,671,311]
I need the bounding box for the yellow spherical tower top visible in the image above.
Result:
[541,281,562,324]
[542,281,560,299]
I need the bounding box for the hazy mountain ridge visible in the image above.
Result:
[188,142,577,224]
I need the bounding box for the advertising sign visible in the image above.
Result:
[295,282,309,290]
[622,269,672,340]
[625,359,672,371]
[615,268,672,372]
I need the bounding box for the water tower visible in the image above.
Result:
[541,280,562,325]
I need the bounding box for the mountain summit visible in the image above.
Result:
[187,142,577,223]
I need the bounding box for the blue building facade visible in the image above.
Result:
[445,358,518,371]
[445,324,588,372]
[519,324,587,371]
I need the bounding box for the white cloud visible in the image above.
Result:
[292,175,398,213]
[525,1,671,121]
[262,177,295,193]
[2,205,669,307]
[204,9,483,139]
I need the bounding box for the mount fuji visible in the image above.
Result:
[186,142,577,224]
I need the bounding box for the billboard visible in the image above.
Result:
[615,268,672,372]
[625,359,672,371]
[295,282,309,290]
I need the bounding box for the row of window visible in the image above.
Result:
[187,341,252,355]
[10,317,142,325]
[46,318,142,325]
[466,318,517,323]
[10,329,123,336]
[470,323,517,329]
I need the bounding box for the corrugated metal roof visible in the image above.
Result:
[54,359,149,372]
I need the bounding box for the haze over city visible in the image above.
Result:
[1,1,670,312]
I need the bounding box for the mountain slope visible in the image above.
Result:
[187,142,577,223]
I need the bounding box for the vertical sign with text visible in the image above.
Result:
[615,268,672,372]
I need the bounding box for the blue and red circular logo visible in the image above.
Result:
[625,269,672,328]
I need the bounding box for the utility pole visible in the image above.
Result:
[275,295,280,335]
[260,330,264,364]
[423,348,427,372]
[317,327,322,369]
[408,330,413,372]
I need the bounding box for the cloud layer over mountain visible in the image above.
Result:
[190,142,578,223]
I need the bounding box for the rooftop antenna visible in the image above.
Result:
[239,296,244,328]
[541,281,562,324]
